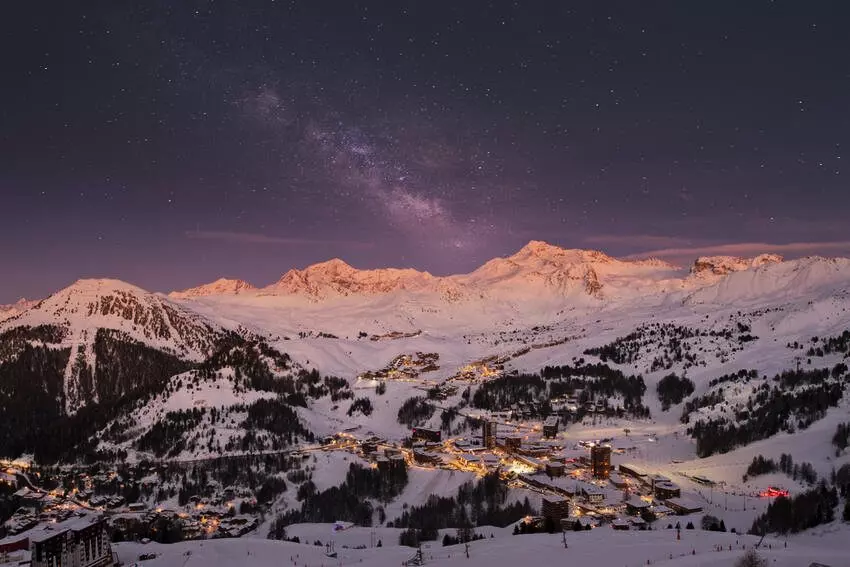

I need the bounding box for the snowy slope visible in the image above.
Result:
[2,278,220,359]
[4,241,850,547]
[0,297,39,323]
[170,278,257,298]
[0,278,223,414]
[111,525,847,567]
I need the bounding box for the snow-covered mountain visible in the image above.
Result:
[0,297,39,323]
[4,278,220,360]
[689,253,784,277]
[3,241,850,472]
[0,278,223,416]
[454,240,682,300]
[162,241,850,342]
[171,241,849,309]
[3,240,850,550]
[169,277,257,298]
[685,255,850,306]
[262,258,440,300]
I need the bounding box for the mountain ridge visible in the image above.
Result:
[167,240,848,305]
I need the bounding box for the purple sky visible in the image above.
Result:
[1,2,849,302]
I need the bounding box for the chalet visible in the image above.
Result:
[611,518,630,530]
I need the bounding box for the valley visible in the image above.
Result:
[1,242,850,566]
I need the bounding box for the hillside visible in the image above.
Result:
[2,241,850,550]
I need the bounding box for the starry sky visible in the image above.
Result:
[2,1,849,302]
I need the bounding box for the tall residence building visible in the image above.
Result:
[30,515,112,567]
[590,445,612,479]
[482,420,497,448]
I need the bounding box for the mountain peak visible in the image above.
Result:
[303,258,355,273]
[265,258,435,299]
[691,254,784,276]
[512,241,615,264]
[170,278,257,298]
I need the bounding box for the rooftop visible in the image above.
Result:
[29,514,104,544]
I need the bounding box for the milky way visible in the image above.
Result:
[1,2,849,301]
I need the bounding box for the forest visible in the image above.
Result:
[688,365,848,457]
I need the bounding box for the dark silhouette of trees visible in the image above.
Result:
[656,373,695,410]
[750,482,838,534]
[397,396,435,426]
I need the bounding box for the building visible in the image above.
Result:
[611,518,630,530]
[377,454,406,473]
[30,516,111,567]
[541,496,571,523]
[0,536,29,564]
[503,436,522,452]
[691,475,715,486]
[0,472,17,489]
[542,416,559,438]
[654,481,681,500]
[581,486,604,505]
[412,449,440,465]
[411,427,441,443]
[545,462,566,477]
[625,498,651,516]
[618,463,647,481]
[608,472,628,489]
[664,498,703,515]
[482,420,497,449]
[590,445,611,479]
[560,516,593,531]
[455,453,483,470]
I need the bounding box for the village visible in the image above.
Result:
[352,414,716,532]
[0,390,783,567]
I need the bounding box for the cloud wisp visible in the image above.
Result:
[623,240,850,261]
[186,230,372,248]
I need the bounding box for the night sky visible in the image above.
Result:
[2,1,849,302]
